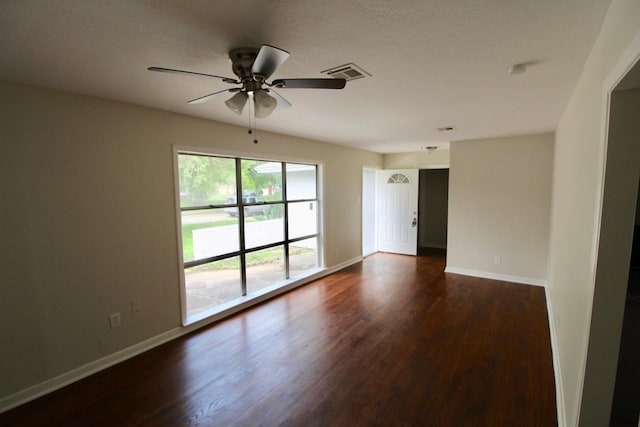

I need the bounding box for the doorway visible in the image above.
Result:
[580,58,640,424]
[367,168,449,257]
[610,177,640,426]
[377,169,419,255]
[418,169,449,253]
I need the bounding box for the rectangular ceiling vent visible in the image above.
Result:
[321,63,371,81]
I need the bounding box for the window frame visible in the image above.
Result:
[173,147,324,325]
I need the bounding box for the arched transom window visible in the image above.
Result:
[387,173,410,184]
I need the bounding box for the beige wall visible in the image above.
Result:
[546,1,640,425]
[446,134,553,282]
[383,148,449,169]
[0,81,382,402]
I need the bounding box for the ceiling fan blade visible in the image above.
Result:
[266,89,292,108]
[148,67,238,84]
[188,88,239,105]
[251,45,290,80]
[271,78,346,89]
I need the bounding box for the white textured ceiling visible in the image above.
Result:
[0,0,612,153]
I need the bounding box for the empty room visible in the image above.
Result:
[1,1,639,426]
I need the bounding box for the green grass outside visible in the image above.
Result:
[188,246,313,272]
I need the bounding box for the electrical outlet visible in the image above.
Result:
[131,299,141,313]
[109,312,121,329]
[494,256,502,265]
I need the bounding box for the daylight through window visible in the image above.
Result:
[177,153,321,321]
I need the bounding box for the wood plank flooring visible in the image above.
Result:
[0,252,557,426]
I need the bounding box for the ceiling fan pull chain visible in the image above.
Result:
[247,97,258,144]
[253,97,259,144]
[253,114,259,144]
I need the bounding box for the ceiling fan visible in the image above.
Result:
[148,45,346,118]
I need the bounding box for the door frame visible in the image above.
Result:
[417,168,450,251]
[377,169,419,256]
[362,167,378,257]
[577,33,640,425]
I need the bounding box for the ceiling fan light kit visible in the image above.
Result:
[253,89,278,118]
[149,44,347,118]
[224,91,248,115]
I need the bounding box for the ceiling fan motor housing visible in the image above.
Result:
[228,47,259,79]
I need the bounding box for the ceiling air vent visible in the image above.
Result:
[321,63,370,81]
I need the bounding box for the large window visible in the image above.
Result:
[177,153,321,322]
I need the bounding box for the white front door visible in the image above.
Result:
[377,169,419,255]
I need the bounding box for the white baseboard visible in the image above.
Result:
[329,256,363,272]
[0,256,363,414]
[444,266,546,287]
[544,283,566,427]
[0,326,184,414]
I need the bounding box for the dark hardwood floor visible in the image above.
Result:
[0,253,557,426]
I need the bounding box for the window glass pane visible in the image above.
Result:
[246,246,286,294]
[241,160,282,202]
[288,201,318,239]
[177,153,322,324]
[387,173,409,184]
[178,155,236,208]
[181,208,239,263]
[286,163,316,200]
[185,257,242,316]
[244,203,284,249]
[290,238,319,278]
